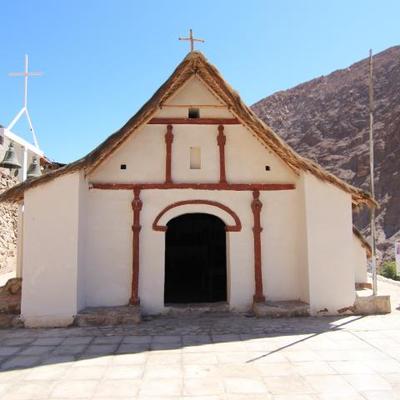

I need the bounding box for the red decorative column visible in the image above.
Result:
[165,125,174,183]
[130,188,142,305]
[217,125,227,184]
[251,190,265,303]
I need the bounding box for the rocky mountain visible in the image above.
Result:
[252,46,400,260]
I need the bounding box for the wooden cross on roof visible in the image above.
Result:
[179,29,205,52]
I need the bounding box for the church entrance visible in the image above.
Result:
[164,213,227,304]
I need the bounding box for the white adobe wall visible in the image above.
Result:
[90,123,294,185]
[77,173,88,310]
[261,188,307,302]
[85,187,305,314]
[302,173,355,315]
[353,235,368,283]
[90,124,165,183]
[21,172,82,327]
[84,189,133,307]
[295,176,310,303]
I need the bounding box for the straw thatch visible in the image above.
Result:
[0,51,375,207]
[353,226,372,258]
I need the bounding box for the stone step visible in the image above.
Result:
[354,294,391,314]
[74,305,141,327]
[163,301,230,316]
[253,300,310,318]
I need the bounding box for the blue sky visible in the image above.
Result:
[0,0,399,163]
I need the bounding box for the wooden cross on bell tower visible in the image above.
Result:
[179,29,205,52]
[7,54,43,149]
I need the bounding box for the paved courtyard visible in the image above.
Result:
[0,280,399,399]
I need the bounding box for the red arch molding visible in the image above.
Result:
[153,200,242,232]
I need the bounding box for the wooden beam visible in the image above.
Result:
[164,125,173,183]
[90,182,296,191]
[129,188,142,306]
[160,104,227,109]
[217,125,227,184]
[251,190,265,303]
[148,117,240,125]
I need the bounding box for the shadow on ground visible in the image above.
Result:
[0,313,368,372]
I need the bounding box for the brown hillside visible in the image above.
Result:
[252,46,400,259]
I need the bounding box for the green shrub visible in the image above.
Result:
[380,261,400,281]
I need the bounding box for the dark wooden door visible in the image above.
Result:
[164,213,227,303]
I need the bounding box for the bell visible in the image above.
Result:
[0,142,22,170]
[27,156,42,179]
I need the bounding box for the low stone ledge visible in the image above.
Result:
[0,314,23,329]
[23,315,74,328]
[354,295,391,315]
[163,302,230,316]
[74,305,141,327]
[253,300,309,318]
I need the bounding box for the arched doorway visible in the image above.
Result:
[164,213,227,304]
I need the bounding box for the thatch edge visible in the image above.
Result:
[0,159,85,203]
[353,226,372,258]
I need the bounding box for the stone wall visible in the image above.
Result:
[0,171,17,274]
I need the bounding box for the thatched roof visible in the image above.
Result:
[0,51,375,207]
[353,226,372,258]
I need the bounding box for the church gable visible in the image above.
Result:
[0,51,373,207]
[89,75,296,185]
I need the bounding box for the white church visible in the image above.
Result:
[0,51,375,327]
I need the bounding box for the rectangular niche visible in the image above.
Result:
[190,147,201,169]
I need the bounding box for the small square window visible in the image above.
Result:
[265,165,270,171]
[120,164,127,170]
[190,147,201,169]
[188,108,200,119]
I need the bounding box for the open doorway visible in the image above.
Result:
[164,213,227,303]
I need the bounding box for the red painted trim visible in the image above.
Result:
[152,200,242,232]
[148,117,240,125]
[165,125,174,183]
[251,190,265,303]
[129,188,142,305]
[91,183,295,191]
[217,125,227,184]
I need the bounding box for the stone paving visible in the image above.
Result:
[0,280,399,399]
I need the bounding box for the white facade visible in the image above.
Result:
[22,173,82,327]
[353,235,369,284]
[18,73,370,327]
